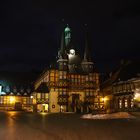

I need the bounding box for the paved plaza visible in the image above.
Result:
[0,111,140,140]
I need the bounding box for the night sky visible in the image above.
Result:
[0,0,140,73]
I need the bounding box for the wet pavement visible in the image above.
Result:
[0,111,140,140]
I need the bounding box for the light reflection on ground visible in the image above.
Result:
[0,111,140,140]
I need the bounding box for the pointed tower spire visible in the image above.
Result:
[82,25,94,73]
[57,30,68,71]
[84,31,91,62]
[58,31,67,59]
[60,32,65,57]
[64,24,71,47]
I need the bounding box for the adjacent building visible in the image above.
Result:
[101,61,140,113]
[0,84,33,111]
[0,72,36,111]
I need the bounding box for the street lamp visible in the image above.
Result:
[30,95,33,99]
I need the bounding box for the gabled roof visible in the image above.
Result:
[100,60,140,89]
[35,82,49,93]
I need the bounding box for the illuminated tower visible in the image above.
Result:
[57,32,68,71]
[57,31,69,112]
[64,24,71,47]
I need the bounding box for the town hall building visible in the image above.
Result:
[33,25,100,113]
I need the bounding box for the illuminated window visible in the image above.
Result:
[63,91,66,95]
[9,96,15,104]
[124,99,128,108]
[26,98,30,104]
[45,94,49,99]
[50,72,54,77]
[59,71,67,79]
[63,75,66,79]
[86,92,89,96]
[59,75,63,79]
[75,79,77,83]
[130,98,134,108]
[0,96,4,104]
[37,93,41,98]
[50,76,55,81]
[23,98,27,104]
[29,98,33,104]
[89,76,93,81]
[42,94,45,98]
[119,99,122,109]
[89,92,93,96]
[86,76,88,81]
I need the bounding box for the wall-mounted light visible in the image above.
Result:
[30,96,33,99]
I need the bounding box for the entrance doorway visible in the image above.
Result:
[15,102,22,110]
[71,94,81,113]
[37,104,49,112]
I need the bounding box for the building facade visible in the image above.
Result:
[33,25,100,113]
[101,61,140,113]
[0,84,33,111]
[113,77,140,111]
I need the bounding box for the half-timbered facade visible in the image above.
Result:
[33,25,100,113]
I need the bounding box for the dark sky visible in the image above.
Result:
[0,0,140,73]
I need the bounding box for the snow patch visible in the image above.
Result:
[81,112,135,120]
